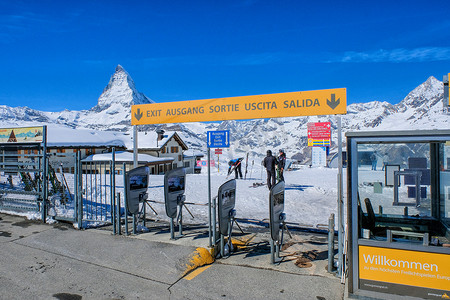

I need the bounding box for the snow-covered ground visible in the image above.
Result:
[1,165,344,229]
[147,165,342,227]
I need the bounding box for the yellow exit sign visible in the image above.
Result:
[132,88,347,125]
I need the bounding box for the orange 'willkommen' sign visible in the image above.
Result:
[359,245,450,292]
[131,88,346,125]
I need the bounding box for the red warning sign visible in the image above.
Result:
[307,122,331,146]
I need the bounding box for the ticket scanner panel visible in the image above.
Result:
[269,181,286,264]
[164,168,186,219]
[218,179,236,236]
[125,166,149,215]
[270,181,285,242]
[164,168,186,239]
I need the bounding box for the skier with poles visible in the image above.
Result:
[227,158,243,179]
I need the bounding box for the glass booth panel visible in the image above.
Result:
[357,142,436,241]
[441,142,450,226]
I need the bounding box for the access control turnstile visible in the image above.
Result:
[124,166,149,234]
[269,181,288,264]
[217,179,237,258]
[164,168,187,239]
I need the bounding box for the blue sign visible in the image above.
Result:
[207,130,230,148]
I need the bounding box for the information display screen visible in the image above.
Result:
[130,175,148,190]
[168,176,185,193]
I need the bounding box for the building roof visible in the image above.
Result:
[46,125,126,148]
[183,149,204,158]
[5,125,190,152]
[82,151,174,163]
[125,131,188,151]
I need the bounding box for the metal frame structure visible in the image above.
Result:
[75,148,119,231]
[0,126,48,221]
[346,130,450,299]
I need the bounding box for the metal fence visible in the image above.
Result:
[75,149,125,231]
[0,148,47,220]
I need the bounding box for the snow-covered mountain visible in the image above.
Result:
[0,65,154,131]
[0,65,448,161]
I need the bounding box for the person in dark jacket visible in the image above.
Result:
[277,149,286,182]
[228,158,243,179]
[263,150,277,189]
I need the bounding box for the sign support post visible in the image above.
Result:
[444,74,449,111]
[337,116,344,278]
[208,147,212,247]
[207,130,230,248]
[133,125,138,168]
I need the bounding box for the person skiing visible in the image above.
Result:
[228,158,243,179]
[277,149,286,182]
[263,150,277,189]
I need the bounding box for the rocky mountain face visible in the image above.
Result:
[0,66,448,161]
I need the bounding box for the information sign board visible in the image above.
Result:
[359,245,450,298]
[207,130,230,148]
[307,122,331,146]
[0,126,44,144]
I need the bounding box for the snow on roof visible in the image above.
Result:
[123,131,187,150]
[46,125,126,148]
[183,149,204,158]
[82,151,174,163]
[1,124,190,152]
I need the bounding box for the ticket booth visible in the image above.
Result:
[346,130,450,299]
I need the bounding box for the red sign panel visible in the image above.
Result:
[307,122,331,139]
[215,148,222,154]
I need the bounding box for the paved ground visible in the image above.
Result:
[0,213,346,300]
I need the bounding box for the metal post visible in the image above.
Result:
[123,163,128,235]
[220,234,225,258]
[110,161,115,234]
[143,201,146,227]
[328,213,335,273]
[42,126,48,222]
[133,125,138,168]
[112,148,119,234]
[75,150,82,229]
[179,207,183,236]
[337,116,344,277]
[213,196,217,246]
[170,218,175,240]
[208,147,212,247]
[116,193,121,235]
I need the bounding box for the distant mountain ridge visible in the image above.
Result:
[0,65,448,161]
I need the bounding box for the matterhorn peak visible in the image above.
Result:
[93,65,154,111]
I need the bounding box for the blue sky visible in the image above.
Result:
[0,0,449,112]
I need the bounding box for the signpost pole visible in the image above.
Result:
[337,116,344,277]
[133,125,138,168]
[208,146,212,247]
